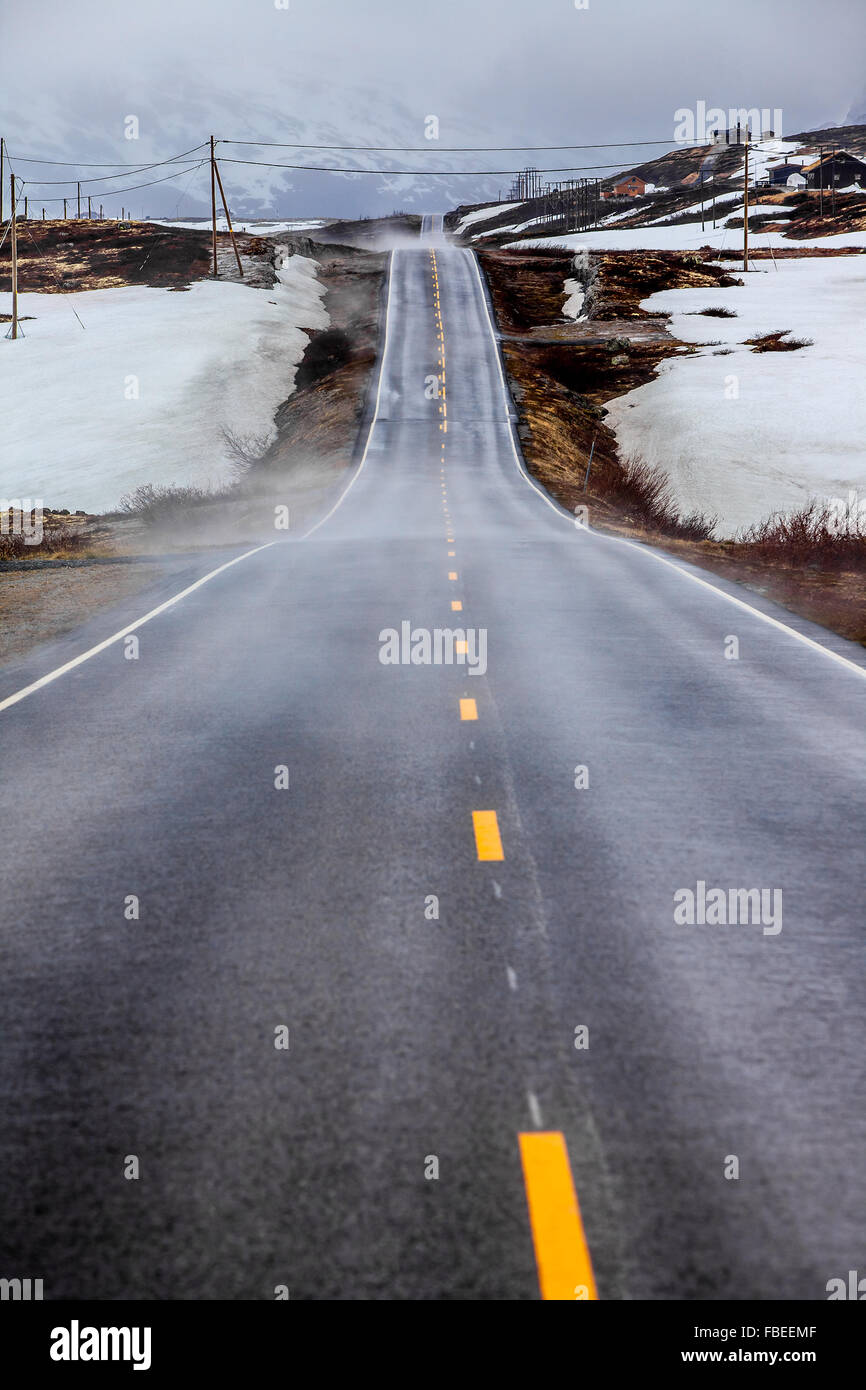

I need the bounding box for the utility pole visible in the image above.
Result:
[77,181,81,218]
[212,150,244,276]
[88,195,92,218]
[743,125,750,272]
[210,135,218,277]
[23,195,27,219]
[712,175,716,227]
[63,197,67,219]
[0,138,4,223]
[700,170,705,231]
[831,148,836,218]
[10,173,18,340]
[818,144,824,217]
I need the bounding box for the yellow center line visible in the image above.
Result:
[448,571,458,580]
[472,809,504,861]
[459,698,477,721]
[518,1132,598,1301]
[451,599,462,610]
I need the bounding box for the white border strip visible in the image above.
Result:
[0,544,276,715]
[467,248,866,683]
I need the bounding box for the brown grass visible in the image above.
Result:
[733,499,866,570]
[744,330,814,352]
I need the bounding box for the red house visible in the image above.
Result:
[601,174,646,200]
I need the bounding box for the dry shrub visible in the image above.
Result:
[735,499,866,571]
[0,522,88,561]
[118,482,226,526]
[606,455,717,540]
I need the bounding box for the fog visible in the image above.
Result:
[2,0,865,217]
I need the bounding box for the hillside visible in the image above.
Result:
[449,123,866,247]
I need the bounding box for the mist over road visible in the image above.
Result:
[0,214,863,1300]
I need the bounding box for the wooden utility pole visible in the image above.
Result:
[743,125,750,271]
[23,195,27,218]
[712,175,716,227]
[818,144,824,217]
[77,181,81,217]
[210,135,218,276]
[213,152,244,276]
[87,195,92,218]
[63,197,67,219]
[700,170,705,231]
[10,173,18,340]
[831,147,836,218]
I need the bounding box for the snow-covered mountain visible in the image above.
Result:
[3,69,507,220]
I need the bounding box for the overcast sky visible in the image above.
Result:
[3,0,865,216]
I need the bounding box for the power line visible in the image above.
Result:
[219,137,677,153]
[27,161,208,205]
[6,142,209,170]
[219,156,668,176]
[20,161,203,188]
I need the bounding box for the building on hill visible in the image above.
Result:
[802,151,866,189]
[767,163,807,187]
[601,174,646,200]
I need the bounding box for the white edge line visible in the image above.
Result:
[0,543,275,715]
[298,248,396,540]
[4,243,862,716]
[0,250,399,717]
[467,247,866,683]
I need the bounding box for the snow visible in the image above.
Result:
[603,256,866,536]
[456,202,521,233]
[562,278,586,318]
[150,218,327,234]
[514,224,866,252]
[0,250,329,513]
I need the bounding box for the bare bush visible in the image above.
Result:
[735,499,866,570]
[220,426,272,476]
[0,523,89,561]
[118,482,222,526]
[607,455,717,540]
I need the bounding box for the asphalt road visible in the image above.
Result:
[0,213,863,1301]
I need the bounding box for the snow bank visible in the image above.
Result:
[0,250,329,513]
[604,256,866,535]
[562,278,586,318]
[514,224,866,252]
[150,218,327,233]
[456,202,522,233]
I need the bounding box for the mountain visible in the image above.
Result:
[1,69,507,220]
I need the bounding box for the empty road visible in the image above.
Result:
[0,216,863,1300]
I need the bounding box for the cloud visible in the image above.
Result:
[3,0,865,217]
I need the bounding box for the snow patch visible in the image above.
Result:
[0,252,329,513]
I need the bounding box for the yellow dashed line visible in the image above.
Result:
[472,810,504,861]
[459,697,477,720]
[519,1132,598,1302]
[448,571,458,581]
[451,599,462,610]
